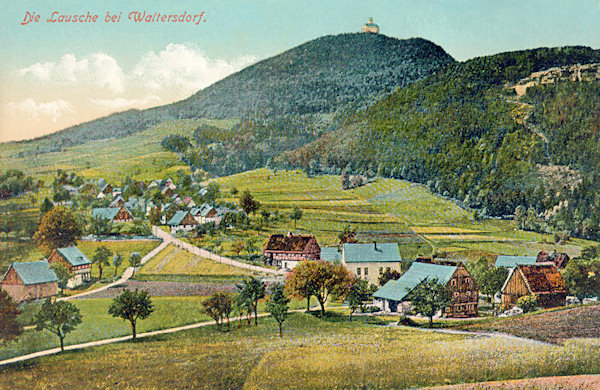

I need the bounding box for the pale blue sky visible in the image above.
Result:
[1,0,599,141]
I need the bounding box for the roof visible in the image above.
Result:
[495,255,537,268]
[320,247,342,263]
[92,207,121,220]
[6,261,58,285]
[518,264,568,294]
[56,246,92,266]
[373,262,458,301]
[264,234,316,252]
[343,243,401,263]
[168,210,190,226]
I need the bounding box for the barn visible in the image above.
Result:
[500,263,569,309]
[0,261,58,303]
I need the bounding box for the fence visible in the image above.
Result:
[152,226,283,275]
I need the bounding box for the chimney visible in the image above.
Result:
[373,241,378,251]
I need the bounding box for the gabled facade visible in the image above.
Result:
[48,246,92,288]
[92,206,133,223]
[501,263,568,309]
[263,232,321,270]
[342,242,403,286]
[1,261,58,303]
[373,262,478,318]
[167,210,199,234]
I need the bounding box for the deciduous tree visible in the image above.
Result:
[92,246,112,281]
[202,292,233,331]
[409,278,452,327]
[0,290,22,343]
[33,206,82,254]
[267,284,290,337]
[34,298,82,351]
[237,276,265,325]
[113,252,123,277]
[50,263,73,292]
[347,277,373,318]
[289,207,303,229]
[108,289,153,340]
[239,190,260,215]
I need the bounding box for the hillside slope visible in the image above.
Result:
[4,33,453,157]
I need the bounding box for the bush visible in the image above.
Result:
[516,295,538,313]
[397,315,418,327]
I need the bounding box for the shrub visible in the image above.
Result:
[516,295,538,313]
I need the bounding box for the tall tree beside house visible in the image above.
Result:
[562,256,600,304]
[33,206,82,255]
[409,278,452,327]
[267,284,290,337]
[286,260,353,316]
[239,190,261,215]
[347,277,373,318]
[113,252,123,278]
[469,257,507,310]
[108,289,154,340]
[0,290,22,344]
[92,246,112,281]
[289,207,303,229]
[237,276,265,326]
[34,298,82,352]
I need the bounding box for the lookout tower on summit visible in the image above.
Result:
[362,17,380,34]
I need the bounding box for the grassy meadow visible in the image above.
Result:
[1,312,600,389]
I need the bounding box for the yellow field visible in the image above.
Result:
[424,234,510,242]
[411,227,484,234]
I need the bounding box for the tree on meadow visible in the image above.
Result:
[108,289,153,340]
[409,278,452,327]
[267,284,290,337]
[237,276,265,325]
[239,190,260,215]
[92,246,112,281]
[33,206,82,254]
[289,207,303,229]
[34,298,82,352]
[113,252,123,278]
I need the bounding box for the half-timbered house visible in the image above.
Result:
[263,232,321,270]
[48,246,92,288]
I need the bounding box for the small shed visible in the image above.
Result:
[0,261,58,303]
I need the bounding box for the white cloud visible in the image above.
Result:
[132,43,257,94]
[19,52,126,93]
[7,98,75,123]
[89,95,161,110]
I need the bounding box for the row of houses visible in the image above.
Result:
[261,232,572,317]
[167,204,239,234]
[1,246,92,303]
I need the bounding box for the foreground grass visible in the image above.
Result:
[2,312,600,389]
[0,296,209,361]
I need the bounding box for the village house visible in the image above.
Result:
[47,246,92,288]
[109,195,125,208]
[167,210,199,234]
[320,247,342,264]
[92,206,133,223]
[494,255,537,268]
[500,263,569,309]
[182,196,196,208]
[0,261,58,303]
[96,178,113,198]
[191,203,221,225]
[161,186,175,198]
[537,251,570,269]
[342,242,403,286]
[263,232,321,270]
[373,261,479,318]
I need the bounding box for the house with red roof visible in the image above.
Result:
[500,263,569,309]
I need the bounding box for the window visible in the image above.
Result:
[283,262,287,269]
[357,268,361,276]
[364,268,368,276]
[465,278,470,284]
[451,279,456,286]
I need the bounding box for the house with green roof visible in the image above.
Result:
[342,242,403,286]
[494,255,537,269]
[48,246,92,288]
[167,210,199,234]
[320,247,342,264]
[92,206,133,223]
[373,261,479,317]
[1,261,58,303]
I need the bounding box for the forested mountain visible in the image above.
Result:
[274,46,600,239]
[9,33,453,156]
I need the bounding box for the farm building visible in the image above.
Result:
[320,247,342,264]
[92,206,133,223]
[263,232,321,270]
[0,261,58,303]
[168,210,199,234]
[96,179,113,198]
[342,242,402,286]
[500,263,568,309]
[537,251,570,268]
[47,246,92,288]
[494,255,537,268]
[373,262,479,318]
[109,195,125,208]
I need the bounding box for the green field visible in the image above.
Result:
[0,296,210,361]
[208,168,594,260]
[137,244,260,282]
[0,118,237,183]
[1,312,600,389]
